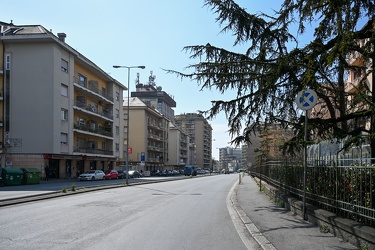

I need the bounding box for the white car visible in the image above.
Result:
[79,170,105,181]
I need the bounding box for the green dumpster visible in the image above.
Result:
[22,168,41,184]
[1,168,23,186]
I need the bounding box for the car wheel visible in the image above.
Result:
[91,176,95,181]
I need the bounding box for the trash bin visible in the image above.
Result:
[22,168,41,184]
[1,168,23,186]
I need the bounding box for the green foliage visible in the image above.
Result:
[71,184,76,192]
[361,244,368,250]
[320,224,329,233]
[168,0,375,156]
[62,186,67,193]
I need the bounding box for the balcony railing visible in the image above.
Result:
[73,147,113,156]
[73,76,114,102]
[74,123,113,137]
[74,101,113,120]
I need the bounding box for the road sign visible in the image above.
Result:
[296,89,317,110]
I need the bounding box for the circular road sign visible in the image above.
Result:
[296,89,317,110]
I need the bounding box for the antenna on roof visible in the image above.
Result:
[135,73,140,86]
[149,71,156,86]
[10,20,14,25]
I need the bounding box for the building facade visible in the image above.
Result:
[167,122,190,171]
[218,147,242,172]
[131,71,176,123]
[174,113,212,169]
[0,21,125,178]
[122,97,169,173]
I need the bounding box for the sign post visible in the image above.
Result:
[296,89,317,221]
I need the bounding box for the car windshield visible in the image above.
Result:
[85,170,96,174]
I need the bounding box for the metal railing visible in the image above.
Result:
[73,77,114,102]
[74,101,113,120]
[73,147,113,156]
[252,157,375,227]
[73,123,113,137]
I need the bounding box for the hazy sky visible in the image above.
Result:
[3,0,284,159]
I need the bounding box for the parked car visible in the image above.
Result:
[184,165,197,176]
[171,170,180,175]
[78,170,105,181]
[197,169,206,175]
[118,170,127,179]
[158,170,169,176]
[128,170,142,178]
[105,170,119,180]
[0,177,4,187]
[118,170,142,179]
[151,170,160,176]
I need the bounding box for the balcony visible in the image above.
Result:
[74,123,113,137]
[73,77,114,102]
[74,100,113,120]
[73,147,113,156]
[148,121,162,130]
[147,145,163,152]
[148,133,163,141]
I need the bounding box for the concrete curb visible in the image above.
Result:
[230,180,277,250]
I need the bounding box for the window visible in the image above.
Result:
[124,126,128,133]
[116,126,119,135]
[61,84,68,97]
[124,114,129,120]
[61,109,68,120]
[6,55,10,70]
[61,59,68,73]
[61,133,68,144]
[116,109,119,118]
[116,91,120,101]
[78,74,87,87]
[78,117,85,126]
[115,143,119,152]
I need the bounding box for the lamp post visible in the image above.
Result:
[113,65,145,185]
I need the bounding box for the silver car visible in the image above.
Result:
[78,170,105,181]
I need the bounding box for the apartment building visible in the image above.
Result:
[122,97,169,172]
[175,113,212,169]
[0,21,125,178]
[0,22,6,168]
[131,71,176,123]
[218,147,242,171]
[345,33,373,133]
[127,72,195,171]
[307,20,374,159]
[167,122,190,170]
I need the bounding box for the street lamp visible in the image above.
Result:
[113,65,145,185]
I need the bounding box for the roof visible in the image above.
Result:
[2,25,49,36]
[0,21,126,90]
[126,97,165,117]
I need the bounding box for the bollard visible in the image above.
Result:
[239,173,241,184]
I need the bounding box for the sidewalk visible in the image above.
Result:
[234,175,358,250]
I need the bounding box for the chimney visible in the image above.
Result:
[57,33,66,42]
